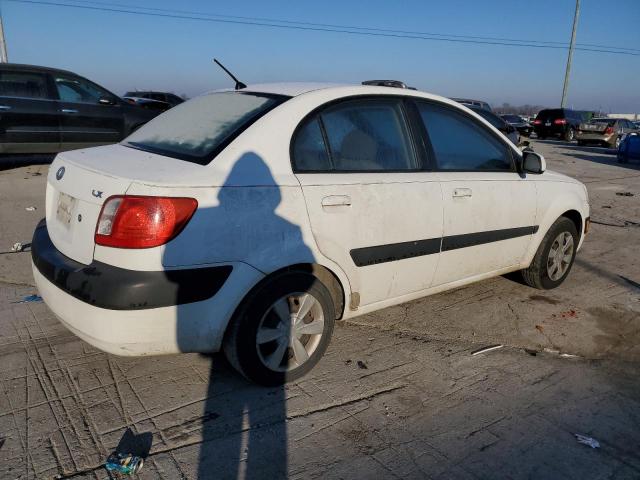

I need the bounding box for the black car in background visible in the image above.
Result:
[468,105,520,145]
[451,97,492,111]
[500,114,533,137]
[0,64,160,154]
[532,108,586,141]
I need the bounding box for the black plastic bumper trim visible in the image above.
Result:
[31,220,232,310]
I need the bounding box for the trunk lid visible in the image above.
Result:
[46,153,132,265]
[45,144,218,265]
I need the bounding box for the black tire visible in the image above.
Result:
[577,140,585,146]
[538,135,546,140]
[223,271,335,386]
[614,136,622,149]
[521,217,579,290]
[564,127,575,142]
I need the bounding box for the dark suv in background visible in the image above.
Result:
[0,64,160,154]
[532,108,586,141]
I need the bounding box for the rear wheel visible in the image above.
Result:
[521,217,579,290]
[564,127,575,142]
[577,140,585,146]
[223,272,335,386]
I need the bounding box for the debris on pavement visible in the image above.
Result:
[11,294,42,304]
[524,348,538,356]
[560,353,580,359]
[471,344,503,356]
[615,192,634,197]
[357,360,368,369]
[105,452,144,475]
[543,347,560,355]
[575,434,600,449]
[25,206,36,211]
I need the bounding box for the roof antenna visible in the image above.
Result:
[213,58,246,90]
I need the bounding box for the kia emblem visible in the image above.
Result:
[56,166,65,180]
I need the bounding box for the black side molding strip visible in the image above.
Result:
[351,238,442,267]
[350,225,539,267]
[32,221,232,310]
[441,226,539,252]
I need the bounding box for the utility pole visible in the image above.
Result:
[560,0,580,108]
[0,4,7,63]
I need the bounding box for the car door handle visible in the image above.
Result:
[0,105,11,110]
[60,108,78,114]
[452,188,473,198]
[321,195,351,207]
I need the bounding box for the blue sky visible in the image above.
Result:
[3,0,640,111]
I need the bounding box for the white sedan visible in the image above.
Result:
[32,82,590,385]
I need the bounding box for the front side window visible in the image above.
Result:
[125,92,287,164]
[55,75,112,104]
[0,71,50,99]
[418,102,513,171]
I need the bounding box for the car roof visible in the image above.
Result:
[0,62,78,76]
[208,82,350,97]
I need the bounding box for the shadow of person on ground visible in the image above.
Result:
[168,152,316,478]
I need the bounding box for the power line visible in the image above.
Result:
[7,0,640,56]
[57,0,640,54]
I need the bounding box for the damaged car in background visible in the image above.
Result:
[32,80,590,385]
[576,117,639,148]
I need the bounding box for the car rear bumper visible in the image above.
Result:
[31,220,264,355]
[576,133,613,143]
[533,126,566,137]
[31,220,232,310]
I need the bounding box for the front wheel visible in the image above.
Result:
[614,136,622,149]
[223,272,335,386]
[521,217,579,290]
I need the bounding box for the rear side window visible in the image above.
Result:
[418,102,512,171]
[125,92,287,164]
[293,98,417,172]
[0,71,50,99]
[293,118,331,171]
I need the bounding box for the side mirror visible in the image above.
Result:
[523,151,546,174]
[99,96,116,106]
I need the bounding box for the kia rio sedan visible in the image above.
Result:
[32,82,590,385]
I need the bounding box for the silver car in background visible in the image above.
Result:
[576,117,639,149]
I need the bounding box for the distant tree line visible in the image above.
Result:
[492,103,547,116]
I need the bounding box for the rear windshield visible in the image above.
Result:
[536,109,565,120]
[501,115,522,122]
[473,108,506,129]
[589,118,615,126]
[124,92,288,164]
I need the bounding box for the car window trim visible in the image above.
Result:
[411,98,518,174]
[290,94,426,174]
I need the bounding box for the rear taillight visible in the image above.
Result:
[554,118,567,125]
[604,127,614,135]
[95,195,198,248]
[533,119,541,125]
